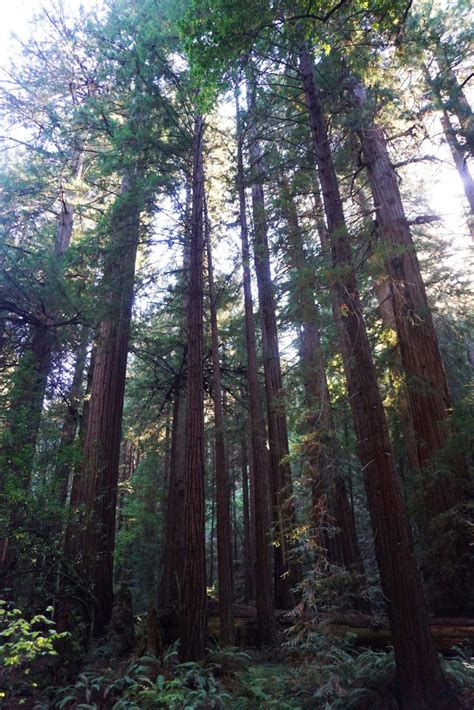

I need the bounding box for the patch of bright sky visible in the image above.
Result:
[0,0,103,50]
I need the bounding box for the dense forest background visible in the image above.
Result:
[0,0,473,707]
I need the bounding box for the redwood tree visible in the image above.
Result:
[205,205,234,645]
[246,77,298,609]
[64,171,141,635]
[179,114,208,660]
[347,75,472,613]
[236,91,276,644]
[298,41,455,708]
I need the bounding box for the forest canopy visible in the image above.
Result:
[0,0,473,707]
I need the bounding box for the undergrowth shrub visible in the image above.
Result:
[36,642,238,709]
[0,601,69,704]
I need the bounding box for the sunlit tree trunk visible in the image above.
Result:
[440,111,474,239]
[349,76,471,614]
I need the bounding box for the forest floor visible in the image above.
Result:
[3,604,474,708]
[4,638,473,709]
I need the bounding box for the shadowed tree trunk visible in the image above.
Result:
[160,366,187,608]
[246,77,298,609]
[241,436,254,603]
[205,206,234,645]
[160,190,191,609]
[0,144,86,591]
[2,143,86,485]
[63,170,141,637]
[298,42,456,709]
[236,91,276,644]
[355,187,420,474]
[179,114,207,661]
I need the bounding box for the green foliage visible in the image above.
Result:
[0,602,70,704]
[39,645,233,709]
[0,602,68,669]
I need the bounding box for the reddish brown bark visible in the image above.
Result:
[299,43,456,709]
[179,114,207,661]
[160,369,187,608]
[246,78,298,609]
[64,172,140,636]
[205,208,234,645]
[236,92,276,644]
[349,78,471,613]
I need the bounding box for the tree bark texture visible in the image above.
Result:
[205,207,234,645]
[299,43,456,709]
[64,171,140,636]
[179,114,207,661]
[160,191,191,609]
[349,77,472,614]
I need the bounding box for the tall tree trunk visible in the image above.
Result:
[355,186,420,473]
[348,77,472,614]
[160,193,191,608]
[205,207,234,645]
[279,173,361,570]
[64,171,140,637]
[179,114,207,661]
[241,436,254,603]
[246,77,298,609]
[299,43,456,709]
[235,91,276,644]
[160,368,187,608]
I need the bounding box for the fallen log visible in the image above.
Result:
[153,602,474,652]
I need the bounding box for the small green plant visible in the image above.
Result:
[0,600,70,703]
[0,601,69,668]
[443,645,474,694]
[40,644,233,708]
